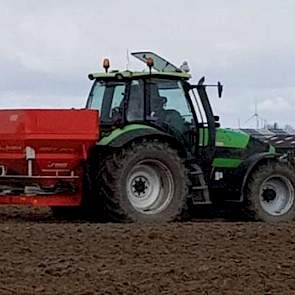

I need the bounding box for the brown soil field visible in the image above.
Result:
[0,206,295,295]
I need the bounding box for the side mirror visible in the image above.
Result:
[217,82,223,98]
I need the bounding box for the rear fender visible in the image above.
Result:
[237,153,277,202]
[93,127,187,158]
[110,128,187,156]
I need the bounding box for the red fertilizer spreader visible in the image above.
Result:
[0,109,99,206]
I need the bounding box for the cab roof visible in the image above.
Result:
[88,70,191,81]
[88,51,191,81]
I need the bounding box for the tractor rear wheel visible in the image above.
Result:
[246,162,295,222]
[99,141,187,222]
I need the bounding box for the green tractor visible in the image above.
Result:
[85,52,295,223]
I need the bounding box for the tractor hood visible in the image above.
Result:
[215,128,250,149]
[199,128,250,149]
[212,128,273,168]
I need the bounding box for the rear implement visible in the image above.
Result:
[0,109,99,206]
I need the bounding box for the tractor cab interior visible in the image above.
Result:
[148,79,194,136]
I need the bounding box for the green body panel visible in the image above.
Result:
[98,124,269,169]
[213,158,242,168]
[98,124,155,145]
[199,128,250,149]
[213,129,250,169]
[212,129,275,169]
[215,128,250,149]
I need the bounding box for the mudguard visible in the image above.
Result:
[97,124,187,157]
[236,152,278,201]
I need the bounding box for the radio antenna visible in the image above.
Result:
[126,49,130,70]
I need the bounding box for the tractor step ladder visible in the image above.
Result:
[188,163,211,205]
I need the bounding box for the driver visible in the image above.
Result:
[150,95,186,133]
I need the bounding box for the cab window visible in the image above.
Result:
[87,80,126,122]
[127,80,144,121]
[148,79,194,134]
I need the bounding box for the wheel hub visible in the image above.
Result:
[259,175,294,216]
[262,188,277,202]
[126,159,174,215]
[132,176,149,198]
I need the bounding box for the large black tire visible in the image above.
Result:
[245,162,295,222]
[97,141,188,223]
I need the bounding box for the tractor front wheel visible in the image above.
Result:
[246,162,295,222]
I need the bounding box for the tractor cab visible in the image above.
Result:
[86,52,221,165]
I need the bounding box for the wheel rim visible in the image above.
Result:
[259,175,294,216]
[126,159,174,215]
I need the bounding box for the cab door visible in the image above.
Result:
[145,78,197,149]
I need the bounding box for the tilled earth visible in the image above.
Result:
[0,207,295,294]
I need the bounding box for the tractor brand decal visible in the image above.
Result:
[216,141,225,147]
[0,145,22,151]
[39,147,75,153]
[47,162,68,169]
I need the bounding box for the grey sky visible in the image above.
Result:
[1,0,295,128]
